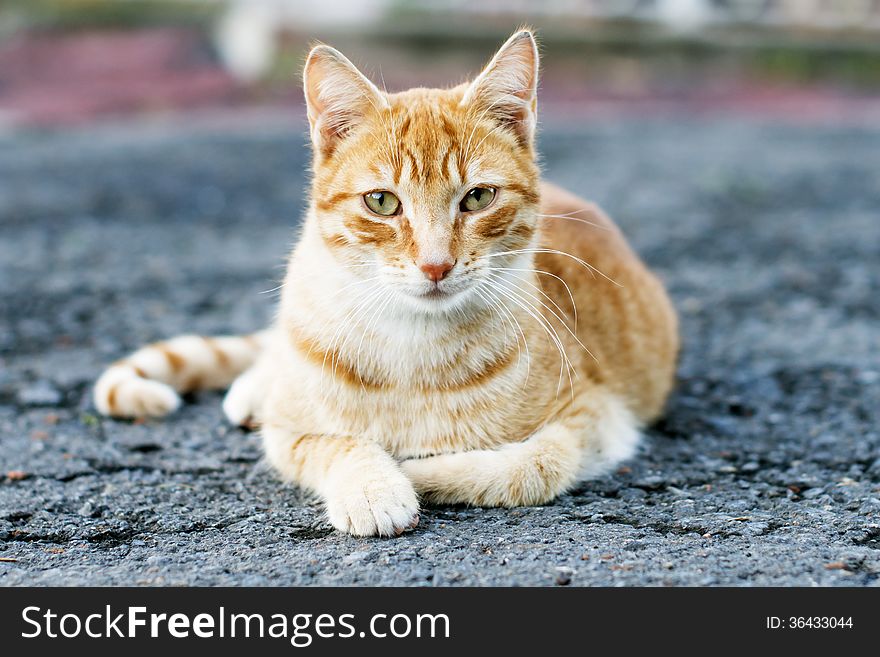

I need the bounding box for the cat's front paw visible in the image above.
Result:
[325,471,420,537]
[222,367,263,428]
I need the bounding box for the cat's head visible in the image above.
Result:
[303,30,541,314]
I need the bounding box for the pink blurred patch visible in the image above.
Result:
[2,28,879,129]
[0,28,241,127]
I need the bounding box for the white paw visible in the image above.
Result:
[129,380,181,417]
[325,472,420,537]
[222,368,261,427]
[94,375,181,418]
[399,456,435,482]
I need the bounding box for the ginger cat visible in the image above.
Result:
[94,30,678,537]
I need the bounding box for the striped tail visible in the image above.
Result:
[94,331,269,418]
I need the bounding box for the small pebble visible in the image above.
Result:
[343,550,374,564]
[554,566,573,586]
[17,381,63,407]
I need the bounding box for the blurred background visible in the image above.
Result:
[2,2,880,588]
[2,0,880,128]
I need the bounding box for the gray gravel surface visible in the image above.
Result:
[1,117,878,586]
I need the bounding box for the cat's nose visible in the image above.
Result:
[419,260,455,283]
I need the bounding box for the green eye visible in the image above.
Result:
[460,187,496,212]
[363,191,401,216]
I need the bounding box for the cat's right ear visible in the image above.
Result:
[303,45,387,160]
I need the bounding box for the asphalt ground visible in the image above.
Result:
[1,116,878,585]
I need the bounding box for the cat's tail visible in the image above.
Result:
[93,331,270,418]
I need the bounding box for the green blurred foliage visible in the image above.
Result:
[0,0,218,31]
[1,0,879,89]
[748,47,880,87]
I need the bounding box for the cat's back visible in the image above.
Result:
[537,181,679,423]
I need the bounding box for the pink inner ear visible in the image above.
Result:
[304,46,386,158]
[463,32,539,145]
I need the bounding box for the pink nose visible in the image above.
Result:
[419,260,454,283]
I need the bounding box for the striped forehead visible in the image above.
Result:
[361,104,504,190]
[389,106,461,186]
[320,89,530,203]
[358,153,486,191]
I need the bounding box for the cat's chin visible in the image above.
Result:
[397,286,474,315]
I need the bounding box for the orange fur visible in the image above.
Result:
[93,30,678,537]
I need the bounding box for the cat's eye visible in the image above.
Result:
[460,187,496,213]
[363,191,401,217]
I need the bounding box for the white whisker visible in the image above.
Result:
[486,266,579,330]
[482,273,575,398]
[484,266,574,331]
[474,281,530,388]
[537,214,610,231]
[479,248,624,288]
[485,271,597,366]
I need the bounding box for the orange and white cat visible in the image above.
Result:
[94,30,678,537]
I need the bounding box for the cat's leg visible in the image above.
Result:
[222,363,270,428]
[401,393,640,507]
[94,331,269,418]
[262,423,420,537]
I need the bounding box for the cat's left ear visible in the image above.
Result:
[462,30,540,147]
[303,44,388,160]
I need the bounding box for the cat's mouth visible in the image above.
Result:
[406,281,470,308]
[418,287,453,300]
